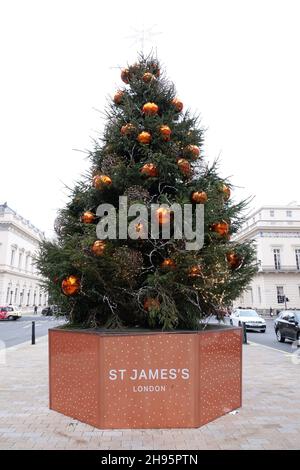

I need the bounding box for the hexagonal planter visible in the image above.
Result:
[49,325,242,428]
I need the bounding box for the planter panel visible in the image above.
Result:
[49,331,100,427]
[198,329,242,426]
[49,327,242,429]
[99,333,198,428]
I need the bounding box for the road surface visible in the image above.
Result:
[1,315,298,352]
[246,318,298,353]
[211,317,298,352]
[0,315,66,348]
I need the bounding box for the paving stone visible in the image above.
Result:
[1,336,300,449]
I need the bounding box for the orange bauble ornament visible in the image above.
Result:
[185,145,200,160]
[211,221,230,236]
[140,163,158,177]
[92,174,112,190]
[61,275,81,296]
[188,265,202,278]
[226,252,242,270]
[161,258,176,270]
[191,191,208,203]
[121,123,136,136]
[159,125,172,141]
[113,90,124,105]
[143,72,154,83]
[222,184,231,201]
[144,297,160,311]
[142,102,159,115]
[172,98,183,112]
[81,211,95,224]
[137,131,152,144]
[177,158,191,176]
[121,68,130,84]
[91,240,106,256]
[155,207,172,225]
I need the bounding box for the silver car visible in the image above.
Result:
[230,308,266,332]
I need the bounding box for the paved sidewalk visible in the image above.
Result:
[0,336,299,450]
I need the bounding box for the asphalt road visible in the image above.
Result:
[210,317,298,353]
[1,315,297,353]
[246,318,299,353]
[0,315,66,348]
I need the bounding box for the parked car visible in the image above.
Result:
[274,310,300,343]
[0,306,22,321]
[41,305,60,316]
[230,308,266,332]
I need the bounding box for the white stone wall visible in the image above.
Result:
[0,205,48,308]
[233,204,300,313]
[236,273,300,311]
[256,235,300,268]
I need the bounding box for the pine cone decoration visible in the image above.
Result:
[124,185,150,204]
[112,247,143,286]
[100,154,123,175]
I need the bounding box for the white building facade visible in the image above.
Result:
[0,203,48,309]
[233,203,300,313]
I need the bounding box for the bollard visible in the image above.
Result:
[242,321,248,344]
[32,321,35,345]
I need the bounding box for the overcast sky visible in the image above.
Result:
[1,0,299,236]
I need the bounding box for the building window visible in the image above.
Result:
[286,210,292,217]
[277,286,285,304]
[27,290,31,306]
[296,249,300,270]
[273,249,281,270]
[258,286,262,304]
[247,287,253,305]
[20,289,25,306]
[18,252,23,270]
[14,288,18,305]
[10,249,15,266]
[270,210,274,217]
[6,287,10,304]
[25,255,30,271]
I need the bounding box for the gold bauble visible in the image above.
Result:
[81,211,95,224]
[137,131,152,144]
[91,240,106,256]
[92,174,112,190]
[191,191,208,203]
[61,275,81,296]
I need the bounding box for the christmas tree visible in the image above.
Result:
[37,54,257,330]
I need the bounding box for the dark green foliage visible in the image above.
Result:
[36,53,257,330]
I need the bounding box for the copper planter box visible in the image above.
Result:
[49,326,242,429]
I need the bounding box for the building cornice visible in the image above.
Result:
[246,204,300,220]
[0,220,42,245]
[234,223,300,242]
[0,265,43,281]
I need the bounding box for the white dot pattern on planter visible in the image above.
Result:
[198,329,242,425]
[101,333,196,429]
[49,331,100,427]
[49,328,242,429]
